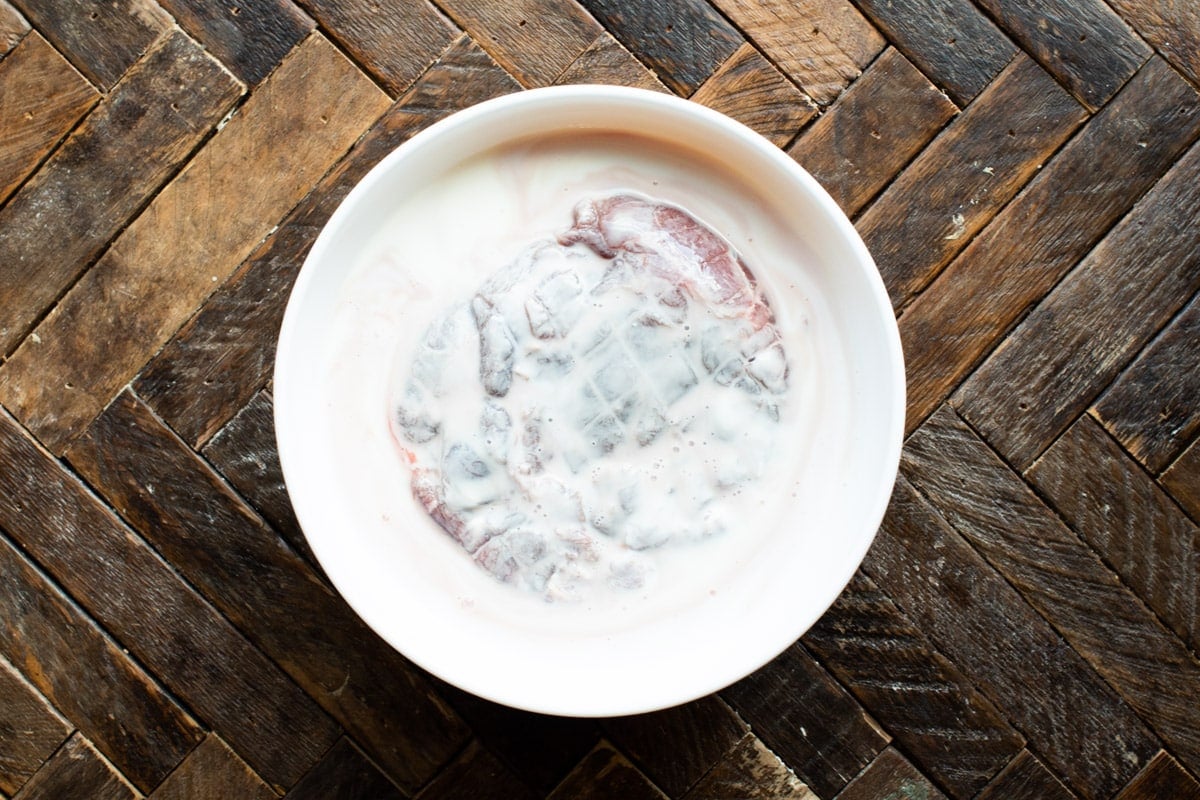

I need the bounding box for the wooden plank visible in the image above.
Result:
[12,0,171,88]
[1115,751,1200,800]
[953,137,1200,471]
[787,47,956,219]
[1027,414,1200,655]
[0,0,27,58]
[296,0,457,95]
[0,657,71,797]
[553,32,669,91]
[0,29,243,356]
[411,741,537,800]
[149,735,275,800]
[1163,437,1200,525]
[832,747,946,800]
[900,56,1200,432]
[722,642,888,798]
[976,750,1077,800]
[0,532,200,793]
[1105,0,1200,88]
[803,571,1024,797]
[680,734,816,800]
[574,0,743,96]
[972,0,1151,110]
[866,474,1159,799]
[283,738,402,800]
[0,33,390,454]
[66,391,469,793]
[602,697,746,797]
[546,742,667,800]
[12,734,136,800]
[436,0,601,87]
[709,0,884,104]
[1094,293,1200,473]
[690,42,818,148]
[0,32,97,204]
[155,0,314,85]
[857,54,1085,310]
[904,406,1200,778]
[0,407,339,790]
[135,35,518,448]
[851,0,1015,105]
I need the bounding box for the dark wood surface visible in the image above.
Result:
[0,2,1198,798]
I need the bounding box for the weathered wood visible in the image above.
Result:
[680,734,816,800]
[690,43,817,147]
[900,56,1200,432]
[972,0,1151,110]
[1163,437,1200,525]
[954,136,1200,471]
[0,0,27,57]
[0,29,243,356]
[0,33,389,453]
[12,734,136,800]
[149,735,275,800]
[11,0,171,88]
[66,391,469,793]
[156,0,314,85]
[1115,751,1200,800]
[574,0,743,96]
[722,643,888,798]
[803,571,1024,797]
[852,0,1015,105]
[411,741,537,800]
[1094,293,1200,473]
[1027,415,1200,654]
[0,32,97,204]
[1105,0,1200,88]
[0,532,201,793]
[858,54,1085,309]
[904,406,1200,777]
[0,657,71,797]
[0,407,339,790]
[975,750,1077,800]
[545,742,668,800]
[866,474,1159,800]
[283,738,402,800]
[553,32,669,91]
[602,696,746,797]
[787,47,956,218]
[135,36,518,446]
[832,747,946,800]
[296,0,458,95]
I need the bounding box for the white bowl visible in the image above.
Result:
[275,85,904,717]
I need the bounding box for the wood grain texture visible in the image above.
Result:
[900,56,1200,432]
[711,0,884,103]
[803,571,1024,797]
[0,408,338,790]
[1163,437,1200,525]
[0,29,243,356]
[0,33,389,453]
[690,42,817,147]
[67,391,469,793]
[553,32,670,90]
[904,407,1200,777]
[0,657,71,797]
[1094,293,1200,473]
[1115,751,1200,800]
[283,738,402,800]
[681,734,816,800]
[149,735,275,800]
[574,0,743,96]
[0,0,27,57]
[156,0,314,85]
[954,135,1200,471]
[0,531,200,793]
[1105,0,1200,87]
[972,0,1151,110]
[974,750,1077,800]
[12,0,170,88]
[832,747,946,800]
[851,0,1014,105]
[411,741,537,800]
[1027,414,1200,656]
[787,46,956,218]
[11,734,136,800]
[723,643,888,798]
[866,475,1159,800]
[546,742,668,800]
[858,54,1085,309]
[0,32,97,204]
[135,35,518,448]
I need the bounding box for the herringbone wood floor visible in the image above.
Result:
[1,0,1199,798]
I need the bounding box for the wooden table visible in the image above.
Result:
[2,1,1199,798]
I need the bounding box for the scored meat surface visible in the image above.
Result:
[390,193,790,601]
